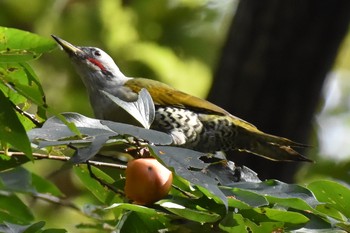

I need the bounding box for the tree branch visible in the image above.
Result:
[32,193,80,211]
[87,162,124,195]
[10,101,43,127]
[2,151,127,169]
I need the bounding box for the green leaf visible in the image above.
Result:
[31,173,63,197]
[159,200,221,223]
[0,167,33,193]
[0,166,63,199]
[253,207,309,224]
[20,62,45,96]
[220,212,286,233]
[336,222,350,232]
[41,229,67,233]
[265,196,315,212]
[231,180,319,207]
[0,60,47,133]
[0,27,56,62]
[73,165,120,205]
[75,222,106,231]
[226,196,252,209]
[219,212,248,233]
[20,62,47,119]
[71,134,114,163]
[315,204,347,221]
[0,62,46,133]
[107,203,162,215]
[107,203,170,232]
[221,187,268,208]
[219,213,249,232]
[0,193,34,224]
[308,180,350,218]
[0,63,46,106]
[0,90,32,159]
[241,208,306,226]
[0,222,33,233]
[23,221,45,233]
[117,210,168,233]
[0,221,67,233]
[0,154,30,171]
[150,145,207,170]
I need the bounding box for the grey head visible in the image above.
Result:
[51,35,138,120]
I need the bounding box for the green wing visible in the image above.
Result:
[125,78,230,115]
[125,78,258,131]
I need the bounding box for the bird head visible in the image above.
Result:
[51,35,129,91]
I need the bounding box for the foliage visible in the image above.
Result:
[0,27,54,160]
[1,27,350,233]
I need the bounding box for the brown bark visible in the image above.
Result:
[208,0,350,182]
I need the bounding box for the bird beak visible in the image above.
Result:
[51,35,84,57]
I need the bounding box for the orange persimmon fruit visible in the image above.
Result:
[124,158,173,205]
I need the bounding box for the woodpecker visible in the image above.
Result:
[52,35,311,162]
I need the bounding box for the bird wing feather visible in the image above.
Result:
[125,78,228,114]
[124,78,258,131]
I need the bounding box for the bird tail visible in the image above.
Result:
[233,121,312,162]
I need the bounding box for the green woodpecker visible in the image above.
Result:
[52,35,311,162]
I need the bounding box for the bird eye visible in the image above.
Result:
[94,50,101,57]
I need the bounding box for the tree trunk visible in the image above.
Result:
[208,0,350,182]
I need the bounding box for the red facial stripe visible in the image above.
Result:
[87,57,106,71]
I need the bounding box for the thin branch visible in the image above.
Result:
[1,76,43,128]
[171,184,197,199]
[2,151,127,169]
[10,102,43,127]
[86,160,127,169]
[87,162,124,195]
[32,193,80,211]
